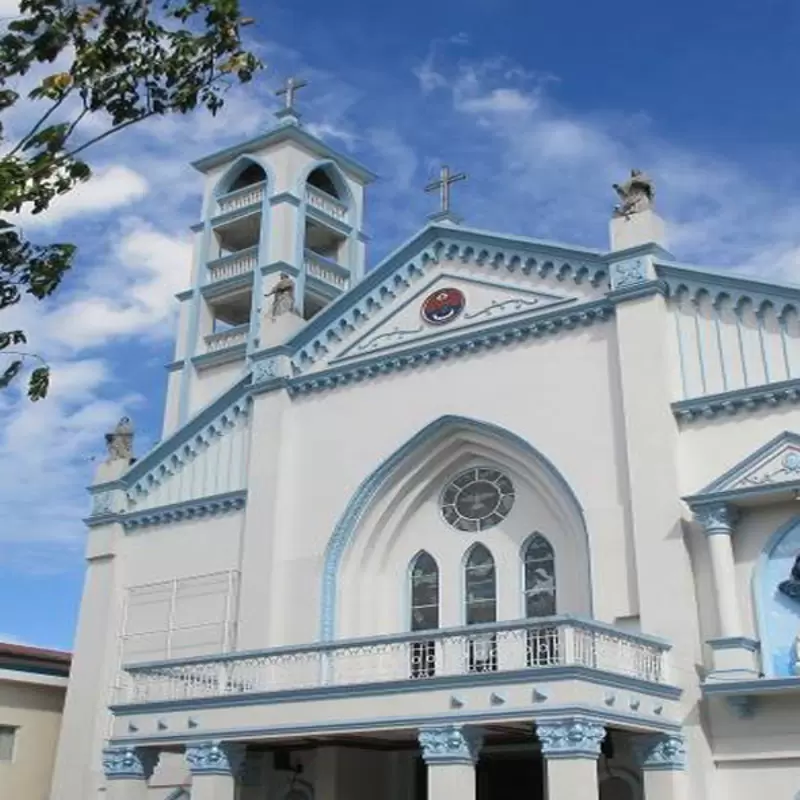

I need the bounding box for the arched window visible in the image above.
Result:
[523,533,558,668]
[464,544,497,672]
[409,552,439,679]
[523,533,556,617]
[228,162,266,193]
[307,166,340,199]
[410,551,439,631]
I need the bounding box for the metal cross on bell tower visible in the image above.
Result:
[274,76,308,124]
[424,164,467,224]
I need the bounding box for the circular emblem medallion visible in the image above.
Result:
[440,467,515,532]
[421,288,465,325]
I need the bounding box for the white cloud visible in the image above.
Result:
[14,165,149,229]
[459,87,537,114]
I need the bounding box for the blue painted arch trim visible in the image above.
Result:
[753,514,800,677]
[319,414,590,641]
[211,153,277,201]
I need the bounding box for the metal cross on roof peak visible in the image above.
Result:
[275,77,308,112]
[425,165,467,215]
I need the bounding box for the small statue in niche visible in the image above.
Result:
[612,169,655,218]
[778,554,800,601]
[105,417,134,463]
[265,273,295,319]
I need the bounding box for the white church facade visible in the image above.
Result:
[49,91,800,800]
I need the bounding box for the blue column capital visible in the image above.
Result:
[536,718,606,760]
[102,746,159,781]
[418,724,483,765]
[185,740,246,776]
[693,502,739,535]
[636,733,687,771]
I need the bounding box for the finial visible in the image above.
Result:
[424,165,467,224]
[612,168,655,219]
[274,77,308,125]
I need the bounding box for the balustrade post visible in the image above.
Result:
[186,741,245,800]
[103,746,159,800]
[418,725,482,800]
[536,718,604,800]
[636,733,688,800]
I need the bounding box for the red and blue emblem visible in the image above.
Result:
[421,288,465,325]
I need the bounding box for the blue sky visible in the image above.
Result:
[1,0,800,650]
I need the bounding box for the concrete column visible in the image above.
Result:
[636,734,688,800]
[536,718,604,800]
[186,741,246,800]
[694,504,741,638]
[418,725,482,800]
[102,746,159,800]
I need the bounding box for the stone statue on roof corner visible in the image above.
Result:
[266,273,295,319]
[612,169,655,218]
[105,417,134,463]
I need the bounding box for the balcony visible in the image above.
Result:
[206,247,258,284]
[304,249,350,291]
[116,617,669,706]
[216,182,265,217]
[204,324,249,353]
[306,185,348,223]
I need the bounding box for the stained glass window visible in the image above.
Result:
[523,533,556,617]
[464,544,497,625]
[410,551,439,632]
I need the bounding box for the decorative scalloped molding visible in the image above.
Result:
[126,396,251,505]
[535,717,606,759]
[672,378,800,421]
[288,300,614,396]
[122,491,247,531]
[418,725,483,764]
[290,237,609,375]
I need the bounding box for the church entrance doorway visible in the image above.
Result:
[414,749,545,800]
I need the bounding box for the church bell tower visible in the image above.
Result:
[162,79,376,435]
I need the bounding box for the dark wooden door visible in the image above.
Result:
[477,753,543,800]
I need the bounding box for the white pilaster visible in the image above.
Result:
[536,718,604,800]
[609,209,667,251]
[636,734,688,800]
[102,746,159,800]
[186,741,246,800]
[418,725,482,800]
[694,503,760,677]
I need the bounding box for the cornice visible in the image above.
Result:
[191,344,247,371]
[287,299,614,396]
[200,271,254,301]
[672,377,800,422]
[122,490,247,532]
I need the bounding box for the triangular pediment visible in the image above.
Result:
[330,272,576,364]
[290,223,610,375]
[697,432,800,495]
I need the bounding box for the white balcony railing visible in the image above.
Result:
[206,248,258,283]
[217,182,265,216]
[306,185,348,222]
[304,250,350,290]
[204,324,249,353]
[116,617,669,706]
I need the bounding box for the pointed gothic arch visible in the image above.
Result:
[212,154,272,199]
[297,159,354,209]
[320,415,591,640]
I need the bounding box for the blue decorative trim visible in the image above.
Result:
[418,725,483,764]
[635,733,687,771]
[707,636,760,653]
[210,203,262,229]
[318,415,592,640]
[691,503,738,535]
[122,490,247,531]
[261,261,300,278]
[535,718,606,760]
[111,663,680,718]
[166,360,185,373]
[102,746,158,780]
[185,741,245,776]
[200,272,254,301]
[175,288,194,301]
[607,280,667,304]
[190,221,204,233]
[191,123,378,183]
[110,703,681,748]
[702,675,800,696]
[673,377,800,422]
[269,192,301,207]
